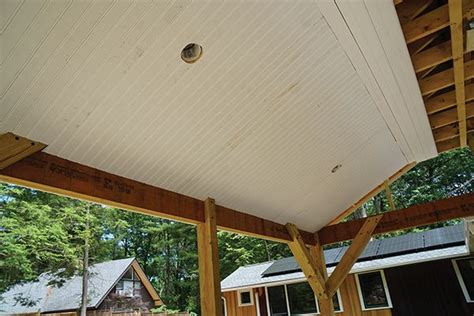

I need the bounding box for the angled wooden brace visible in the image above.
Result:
[0,133,46,169]
[286,223,328,299]
[325,215,383,296]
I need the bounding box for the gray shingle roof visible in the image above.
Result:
[0,258,135,314]
[221,224,467,291]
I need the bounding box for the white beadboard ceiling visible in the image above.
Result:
[0,0,437,232]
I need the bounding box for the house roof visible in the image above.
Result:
[0,0,436,233]
[221,224,468,291]
[0,258,159,314]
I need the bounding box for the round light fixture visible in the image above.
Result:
[331,164,342,173]
[181,43,203,63]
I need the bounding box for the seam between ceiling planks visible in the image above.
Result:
[395,0,474,152]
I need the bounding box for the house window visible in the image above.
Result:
[222,297,228,316]
[355,270,392,310]
[453,257,474,302]
[287,282,318,314]
[116,268,143,297]
[238,289,254,306]
[330,290,344,313]
[267,285,289,315]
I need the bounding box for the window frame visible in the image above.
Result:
[452,257,474,303]
[355,270,393,311]
[222,296,228,316]
[238,289,254,307]
[264,282,347,315]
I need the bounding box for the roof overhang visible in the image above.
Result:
[1,0,437,232]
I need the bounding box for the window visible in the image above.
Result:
[238,289,254,306]
[116,267,143,297]
[331,290,343,313]
[355,270,392,310]
[453,257,474,302]
[222,297,228,316]
[267,285,289,315]
[287,282,318,314]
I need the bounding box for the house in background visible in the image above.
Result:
[0,258,162,314]
[221,223,474,316]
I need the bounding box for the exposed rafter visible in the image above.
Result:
[0,133,46,169]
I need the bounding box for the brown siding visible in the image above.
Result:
[384,258,474,316]
[223,289,257,316]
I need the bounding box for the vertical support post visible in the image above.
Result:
[309,234,335,316]
[197,197,223,316]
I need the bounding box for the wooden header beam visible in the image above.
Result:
[319,193,474,245]
[0,150,316,245]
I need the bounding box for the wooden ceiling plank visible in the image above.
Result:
[318,193,474,245]
[449,0,467,147]
[436,130,474,152]
[425,83,474,114]
[419,59,474,96]
[328,163,416,225]
[412,40,452,73]
[397,0,433,24]
[429,101,474,129]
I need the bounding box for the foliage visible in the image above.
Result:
[0,147,472,313]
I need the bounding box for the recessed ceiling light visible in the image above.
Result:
[181,43,202,63]
[331,164,342,173]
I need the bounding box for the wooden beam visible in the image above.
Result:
[402,1,474,44]
[325,215,383,296]
[310,235,335,316]
[449,0,467,147]
[402,4,450,44]
[384,180,396,211]
[425,83,474,114]
[397,0,433,24]
[436,129,474,152]
[409,33,439,56]
[429,102,474,129]
[286,223,328,299]
[131,260,162,305]
[433,117,474,142]
[419,59,474,96]
[197,198,223,316]
[0,132,46,169]
[412,40,453,73]
[0,148,317,245]
[328,163,416,225]
[318,193,474,245]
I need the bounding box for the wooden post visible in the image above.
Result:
[286,223,328,299]
[309,234,335,316]
[197,198,223,316]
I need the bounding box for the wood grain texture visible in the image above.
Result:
[319,193,474,245]
[197,198,223,316]
[325,215,382,296]
[419,59,474,96]
[0,150,317,245]
[0,132,46,169]
[429,102,474,129]
[425,83,474,114]
[222,290,257,316]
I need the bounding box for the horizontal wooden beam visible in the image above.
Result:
[412,41,453,73]
[419,59,474,96]
[429,101,474,129]
[0,150,316,245]
[436,129,474,152]
[402,1,474,44]
[397,0,433,24]
[318,193,474,245]
[327,163,416,225]
[409,33,439,56]
[433,117,474,143]
[0,133,46,169]
[425,83,474,115]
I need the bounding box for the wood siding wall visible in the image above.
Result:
[384,258,474,316]
[223,289,257,316]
